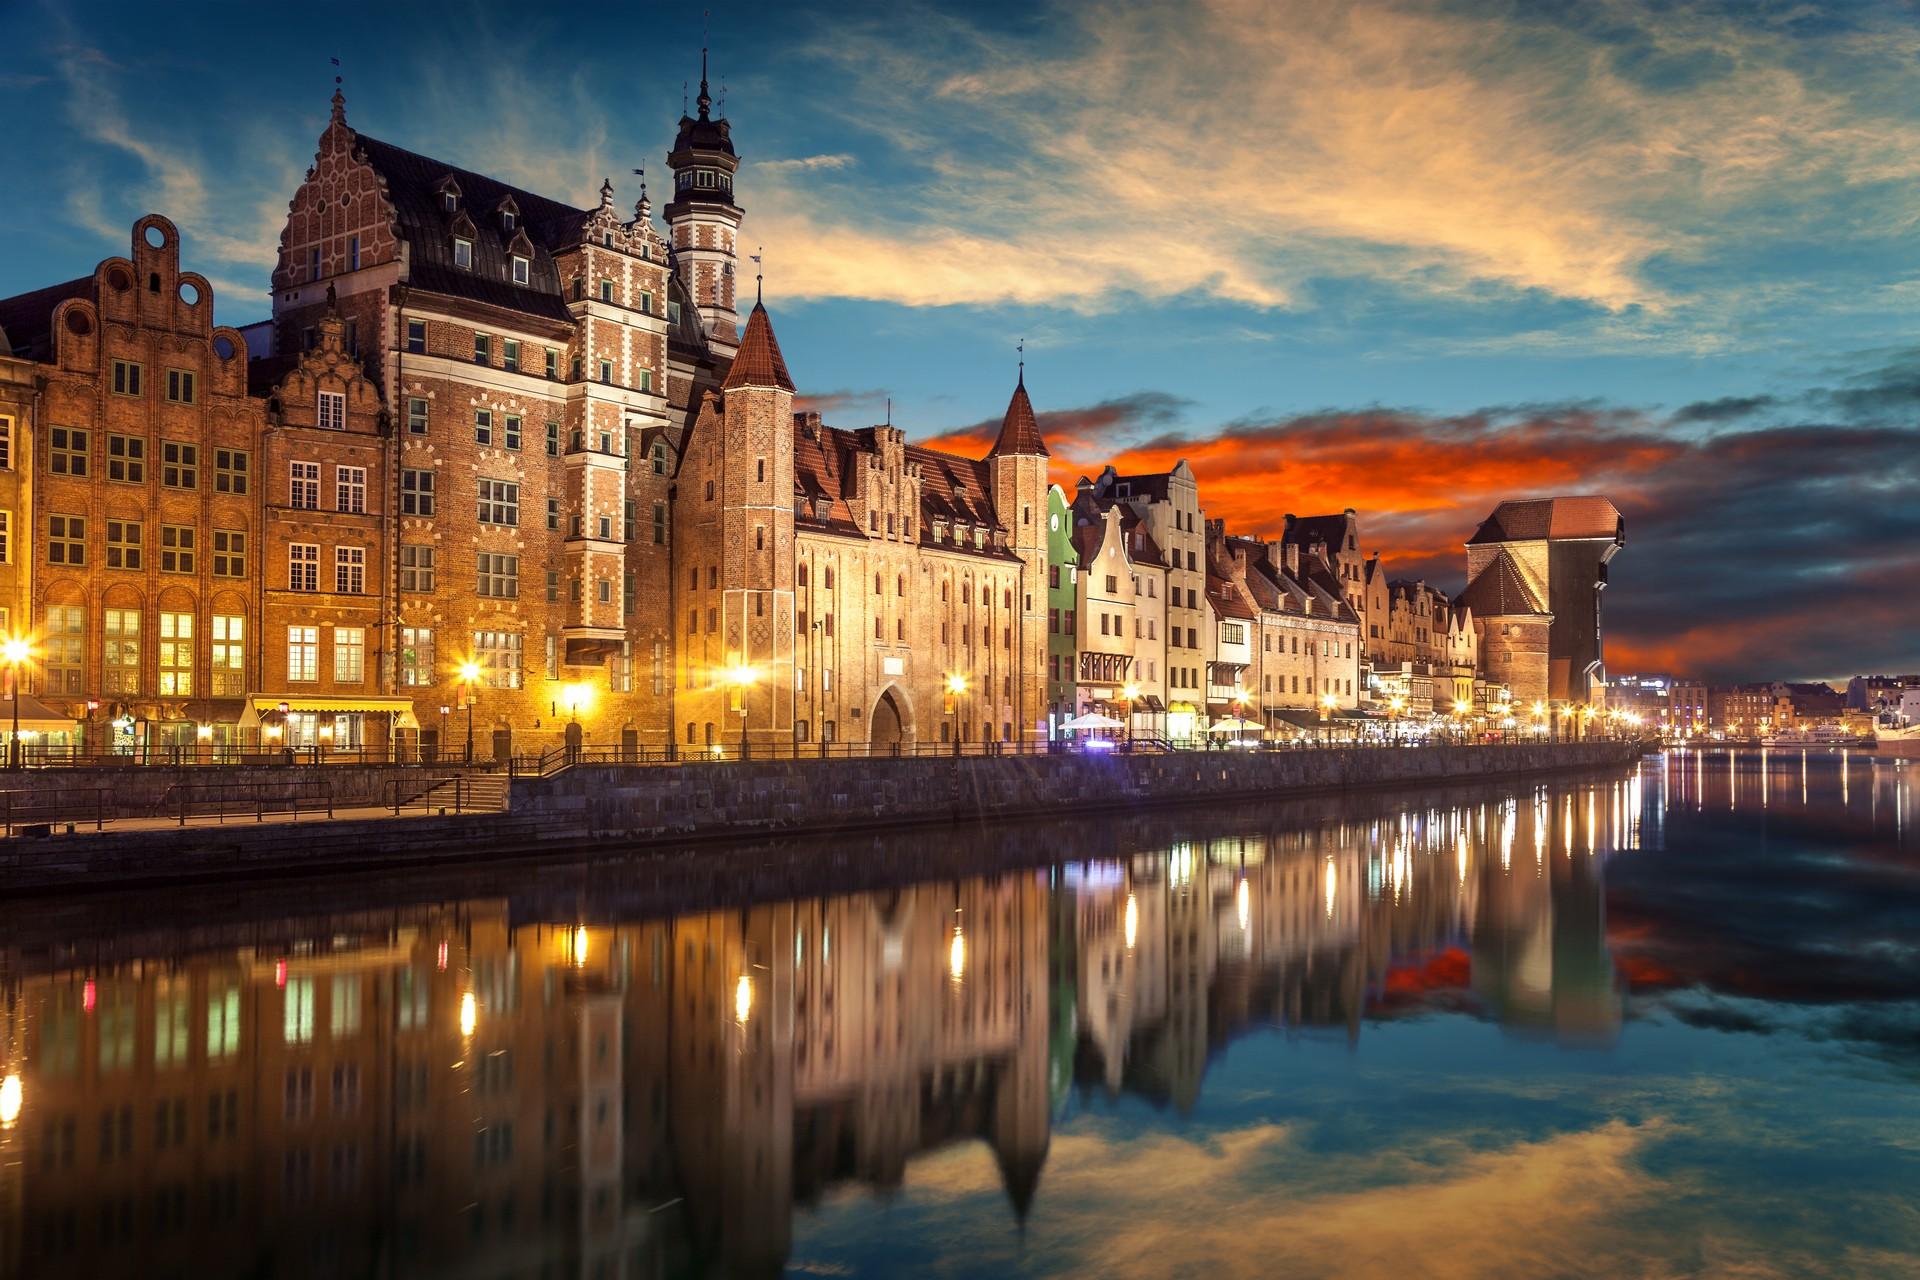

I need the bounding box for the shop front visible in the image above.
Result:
[237,695,423,760]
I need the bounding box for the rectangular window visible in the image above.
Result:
[407,397,428,434]
[335,545,365,594]
[160,524,194,574]
[546,497,560,531]
[308,246,321,280]
[652,502,667,545]
[454,238,473,270]
[0,415,10,470]
[211,615,244,695]
[474,630,523,689]
[287,626,318,682]
[44,605,84,693]
[214,447,249,493]
[546,569,560,602]
[638,368,653,393]
[477,479,518,526]
[503,338,520,371]
[597,359,612,385]
[158,612,193,696]
[623,499,635,542]
[336,465,366,513]
[103,608,140,694]
[0,510,8,564]
[106,519,143,570]
[472,333,489,365]
[213,529,246,578]
[111,360,143,397]
[288,543,318,591]
[545,421,560,455]
[474,408,492,446]
[107,433,145,483]
[161,441,197,489]
[477,553,519,599]
[289,461,320,509]
[50,426,88,476]
[406,319,426,354]
[599,279,614,303]
[400,468,435,516]
[206,987,241,1059]
[333,626,364,683]
[400,627,434,687]
[639,289,653,315]
[545,349,558,379]
[165,369,196,404]
[511,256,529,286]
[399,544,435,592]
[317,391,345,431]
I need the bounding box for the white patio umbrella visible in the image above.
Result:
[1207,717,1264,733]
[1061,712,1126,731]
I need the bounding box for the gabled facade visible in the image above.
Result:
[1464,496,1624,705]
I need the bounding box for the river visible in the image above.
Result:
[0,748,1914,1278]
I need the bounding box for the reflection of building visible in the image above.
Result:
[1,777,1647,1274]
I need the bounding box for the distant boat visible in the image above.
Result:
[1761,725,1875,749]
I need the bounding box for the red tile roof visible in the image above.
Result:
[1469,496,1622,544]
[1457,550,1549,617]
[722,301,795,392]
[989,375,1048,457]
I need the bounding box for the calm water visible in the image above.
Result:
[2,749,1917,1279]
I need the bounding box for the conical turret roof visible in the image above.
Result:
[722,301,795,392]
[990,372,1049,457]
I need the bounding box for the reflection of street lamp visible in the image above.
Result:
[946,673,968,756]
[3,635,31,769]
[724,662,757,758]
[458,662,480,763]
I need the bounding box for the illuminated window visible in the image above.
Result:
[158,612,193,695]
[473,629,523,688]
[103,608,140,694]
[283,976,315,1044]
[287,625,318,682]
[211,615,244,695]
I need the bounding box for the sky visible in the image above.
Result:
[2,0,1918,684]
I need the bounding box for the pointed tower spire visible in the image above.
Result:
[330,75,346,125]
[721,300,796,392]
[990,350,1049,457]
[697,35,713,119]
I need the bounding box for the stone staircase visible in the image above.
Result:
[397,771,509,814]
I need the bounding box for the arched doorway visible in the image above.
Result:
[872,690,905,747]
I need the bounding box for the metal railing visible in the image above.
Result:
[387,773,508,816]
[10,745,455,769]
[157,779,334,826]
[0,787,110,836]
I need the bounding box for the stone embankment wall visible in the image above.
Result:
[517,741,1639,842]
[0,763,466,821]
[1,742,1640,892]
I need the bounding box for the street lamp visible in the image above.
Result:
[1531,701,1547,739]
[1320,691,1339,747]
[1121,681,1139,750]
[946,673,968,755]
[1452,700,1471,743]
[724,661,757,759]
[458,662,481,764]
[1387,694,1406,744]
[2,636,31,770]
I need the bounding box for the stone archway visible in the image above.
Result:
[869,684,915,746]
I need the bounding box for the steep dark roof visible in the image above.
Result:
[1469,497,1623,544]
[352,133,584,325]
[664,272,711,363]
[0,276,92,363]
[722,302,794,392]
[989,375,1048,457]
[1457,550,1549,617]
[1283,512,1353,553]
[790,420,1016,561]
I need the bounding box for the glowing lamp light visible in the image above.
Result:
[1122,682,1140,702]
[1324,856,1338,919]
[946,673,968,697]
[948,925,966,981]
[195,723,214,741]
[436,940,449,972]
[1,637,30,666]
[459,991,478,1038]
[459,661,482,684]
[571,925,590,968]
[1124,893,1139,950]
[1236,878,1251,933]
[274,959,288,988]
[83,980,97,1013]
[0,1074,21,1127]
[734,974,753,1025]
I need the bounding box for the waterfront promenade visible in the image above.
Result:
[0,739,1641,892]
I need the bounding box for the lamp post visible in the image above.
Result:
[1121,681,1139,751]
[1388,694,1405,745]
[438,705,450,762]
[1531,701,1547,740]
[1320,692,1338,747]
[2,637,30,771]
[946,673,968,756]
[458,662,480,764]
[725,662,756,759]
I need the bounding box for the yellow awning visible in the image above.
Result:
[240,695,421,730]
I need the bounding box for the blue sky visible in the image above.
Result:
[4,0,1920,681]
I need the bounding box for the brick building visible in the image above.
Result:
[1461,496,1624,708]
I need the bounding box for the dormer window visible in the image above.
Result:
[443,191,457,212]
[502,210,515,232]
[453,238,473,270]
[511,255,529,285]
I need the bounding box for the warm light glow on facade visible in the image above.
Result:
[571,925,590,968]
[1124,893,1138,949]
[0,1074,21,1126]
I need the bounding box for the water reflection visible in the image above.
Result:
[0,752,1914,1278]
